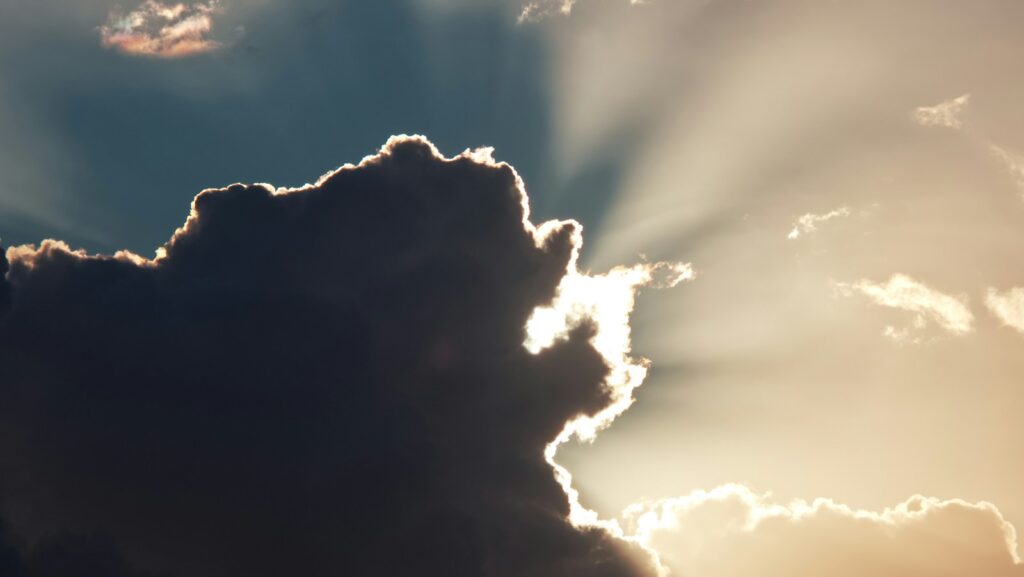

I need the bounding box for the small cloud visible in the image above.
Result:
[835,273,974,340]
[912,94,971,130]
[518,0,576,22]
[986,287,1024,335]
[787,206,850,240]
[99,1,225,59]
[517,0,644,22]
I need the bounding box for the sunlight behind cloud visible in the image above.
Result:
[523,259,692,575]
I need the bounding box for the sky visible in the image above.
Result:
[2,1,1024,576]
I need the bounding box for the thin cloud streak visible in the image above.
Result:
[912,93,971,130]
[989,144,1024,198]
[835,274,974,340]
[787,206,851,240]
[907,94,1024,200]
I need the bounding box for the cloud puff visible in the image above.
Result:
[912,94,971,130]
[787,206,851,240]
[623,484,1024,577]
[99,1,224,58]
[986,287,1024,335]
[835,274,974,341]
[0,136,667,577]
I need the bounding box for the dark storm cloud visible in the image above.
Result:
[0,136,656,577]
[0,522,157,577]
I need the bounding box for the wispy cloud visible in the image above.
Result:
[986,287,1024,335]
[989,144,1024,198]
[518,0,645,23]
[99,1,224,59]
[787,206,850,240]
[835,274,974,341]
[912,94,971,130]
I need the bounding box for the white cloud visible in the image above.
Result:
[787,206,850,239]
[99,1,224,58]
[835,274,974,339]
[912,94,971,130]
[986,287,1024,335]
[623,484,1023,577]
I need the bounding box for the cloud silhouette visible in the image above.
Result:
[0,136,660,577]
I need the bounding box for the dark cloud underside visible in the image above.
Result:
[0,137,656,577]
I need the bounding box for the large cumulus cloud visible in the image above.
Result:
[0,136,659,577]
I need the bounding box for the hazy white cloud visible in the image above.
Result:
[787,206,851,239]
[99,1,224,58]
[913,94,971,130]
[836,274,974,339]
[624,484,1023,577]
[986,287,1024,335]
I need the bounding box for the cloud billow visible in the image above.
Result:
[0,137,658,577]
